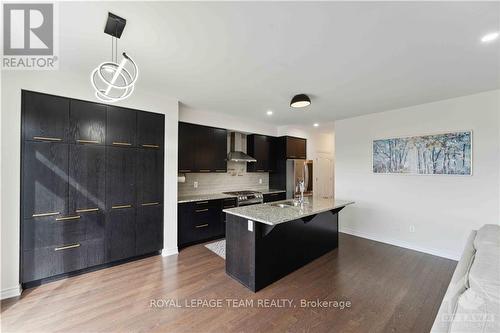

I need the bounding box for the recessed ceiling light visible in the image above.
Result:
[266,110,273,116]
[290,94,311,108]
[481,31,499,43]
[313,123,319,127]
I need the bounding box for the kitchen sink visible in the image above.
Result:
[271,200,301,208]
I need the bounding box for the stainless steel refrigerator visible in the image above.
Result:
[286,159,313,199]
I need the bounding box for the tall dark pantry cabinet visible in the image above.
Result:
[20,90,165,287]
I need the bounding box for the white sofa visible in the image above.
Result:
[431,224,500,333]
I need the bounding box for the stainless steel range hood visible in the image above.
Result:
[227,132,257,162]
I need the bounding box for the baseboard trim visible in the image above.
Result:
[1,284,22,300]
[340,227,461,261]
[162,247,178,257]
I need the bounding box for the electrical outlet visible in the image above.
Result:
[259,178,262,184]
[409,225,415,233]
[193,181,198,189]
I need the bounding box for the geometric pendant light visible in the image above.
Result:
[90,13,138,102]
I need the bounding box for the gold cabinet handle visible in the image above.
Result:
[55,215,80,221]
[199,169,211,172]
[195,208,208,212]
[179,169,191,172]
[142,144,159,148]
[216,170,226,172]
[196,201,209,204]
[112,142,132,146]
[257,170,265,172]
[75,208,99,213]
[112,204,132,209]
[33,136,62,142]
[32,211,60,217]
[195,224,209,228]
[76,139,99,144]
[55,243,80,251]
[141,202,159,206]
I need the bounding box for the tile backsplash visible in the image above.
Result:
[178,161,269,195]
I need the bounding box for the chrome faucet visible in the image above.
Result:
[297,179,305,204]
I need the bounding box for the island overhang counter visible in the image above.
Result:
[223,198,354,292]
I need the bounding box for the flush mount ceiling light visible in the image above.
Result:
[90,13,138,103]
[290,94,311,108]
[313,123,319,127]
[481,31,499,43]
[266,110,273,116]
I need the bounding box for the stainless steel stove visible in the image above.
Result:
[223,190,263,206]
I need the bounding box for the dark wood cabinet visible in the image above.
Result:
[21,91,164,287]
[69,100,106,144]
[178,199,224,248]
[23,141,68,218]
[68,144,106,213]
[263,192,286,203]
[23,91,69,142]
[23,241,88,282]
[106,147,136,209]
[138,112,164,148]
[284,136,307,159]
[178,122,196,172]
[22,215,86,251]
[105,208,136,262]
[212,128,228,172]
[178,122,227,173]
[106,106,136,147]
[137,149,163,205]
[194,125,215,172]
[136,204,163,255]
[247,134,274,172]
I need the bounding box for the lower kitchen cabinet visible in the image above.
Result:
[263,192,286,203]
[178,199,224,248]
[106,208,136,262]
[136,204,164,255]
[23,242,89,282]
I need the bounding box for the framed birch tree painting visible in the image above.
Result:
[372,131,472,175]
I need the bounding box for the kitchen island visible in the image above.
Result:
[223,198,353,292]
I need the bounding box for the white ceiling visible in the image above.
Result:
[60,2,500,125]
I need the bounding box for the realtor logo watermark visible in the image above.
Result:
[2,2,58,69]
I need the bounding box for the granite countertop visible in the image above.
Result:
[223,197,354,225]
[178,189,286,203]
[178,193,237,203]
[262,189,286,194]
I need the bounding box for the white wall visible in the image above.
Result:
[0,70,179,299]
[179,105,277,136]
[335,90,500,260]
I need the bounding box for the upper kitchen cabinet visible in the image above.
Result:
[284,136,307,159]
[137,112,164,148]
[178,122,227,173]
[246,134,272,172]
[69,100,106,145]
[106,106,136,147]
[212,128,228,172]
[23,91,69,142]
[178,122,196,172]
[192,124,213,172]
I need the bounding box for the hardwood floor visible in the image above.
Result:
[1,233,456,333]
